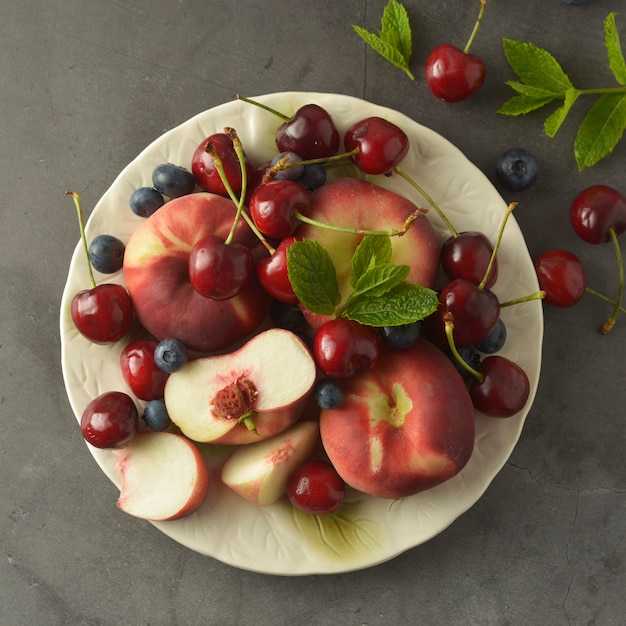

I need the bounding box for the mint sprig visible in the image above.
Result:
[498,12,626,171]
[286,235,438,327]
[352,0,414,80]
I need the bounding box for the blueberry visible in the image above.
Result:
[152,163,196,198]
[270,300,305,332]
[314,378,344,410]
[561,0,587,4]
[452,345,482,385]
[129,186,164,217]
[297,163,327,192]
[271,151,304,181]
[495,148,539,192]
[141,399,172,431]
[380,321,422,350]
[474,319,507,354]
[154,338,188,373]
[88,234,125,273]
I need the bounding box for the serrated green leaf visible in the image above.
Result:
[503,38,573,95]
[498,93,556,116]
[380,0,412,61]
[544,88,580,137]
[350,235,392,288]
[605,12,626,85]
[286,239,340,316]
[505,80,561,100]
[352,263,410,299]
[341,282,438,327]
[352,0,414,80]
[574,92,626,171]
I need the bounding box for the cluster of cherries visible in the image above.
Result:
[70,93,624,516]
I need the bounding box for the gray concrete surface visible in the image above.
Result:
[2,1,625,624]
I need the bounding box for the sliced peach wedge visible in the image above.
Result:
[164,328,317,445]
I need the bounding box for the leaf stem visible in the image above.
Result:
[577,86,626,96]
[464,0,487,55]
[600,227,624,334]
[66,190,96,289]
[393,166,459,236]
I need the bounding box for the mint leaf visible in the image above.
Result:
[352,0,414,80]
[544,88,580,137]
[503,39,573,96]
[381,0,412,62]
[341,282,438,327]
[498,93,556,116]
[286,239,341,316]
[605,12,626,85]
[350,235,392,288]
[574,92,626,171]
[504,80,561,100]
[351,263,410,299]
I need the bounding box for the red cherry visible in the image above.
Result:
[256,236,301,303]
[314,318,381,379]
[81,391,138,448]
[343,116,409,175]
[438,278,500,345]
[425,43,486,102]
[440,231,498,288]
[120,338,169,401]
[191,132,251,198]
[249,179,311,239]
[286,460,345,515]
[534,249,587,308]
[189,235,253,300]
[470,355,530,418]
[570,185,626,244]
[71,283,134,344]
[276,104,340,160]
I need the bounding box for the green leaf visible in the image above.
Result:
[380,0,412,61]
[286,239,341,316]
[352,263,410,299]
[498,93,556,116]
[352,0,414,79]
[574,92,626,171]
[503,38,573,95]
[544,88,580,137]
[605,12,626,85]
[350,235,392,288]
[341,282,439,327]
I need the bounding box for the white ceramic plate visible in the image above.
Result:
[60,92,543,575]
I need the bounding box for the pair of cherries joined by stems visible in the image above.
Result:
[535,185,626,334]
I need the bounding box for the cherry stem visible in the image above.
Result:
[500,290,545,308]
[66,190,96,289]
[443,313,484,382]
[585,287,626,316]
[393,166,459,237]
[266,149,359,181]
[205,138,275,255]
[464,0,487,55]
[236,94,290,122]
[477,202,517,291]
[600,227,624,334]
[294,208,425,238]
[223,128,248,246]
